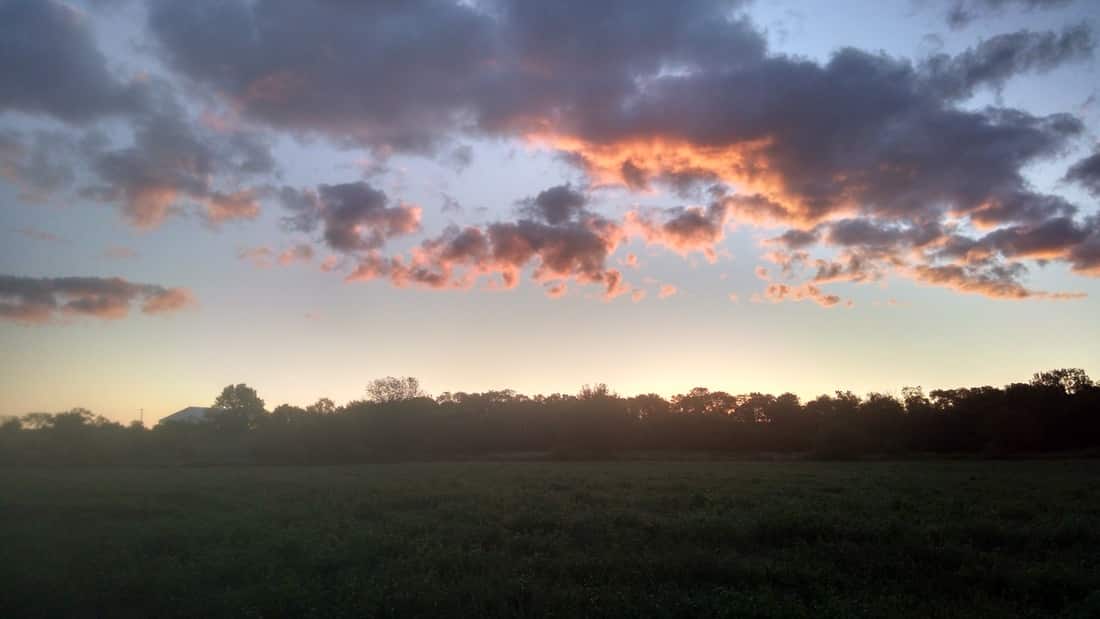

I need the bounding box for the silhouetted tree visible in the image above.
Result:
[2,369,1097,465]
[366,377,425,403]
[211,383,267,432]
[306,398,337,415]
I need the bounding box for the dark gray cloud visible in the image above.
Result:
[0,274,194,323]
[909,261,1084,299]
[138,1,1100,254]
[968,190,1078,227]
[921,25,1094,100]
[0,0,279,229]
[81,101,275,228]
[440,194,464,215]
[280,182,421,253]
[1068,222,1100,274]
[944,0,1074,30]
[826,219,944,250]
[519,184,587,225]
[1064,151,1100,196]
[146,0,763,151]
[446,145,474,173]
[147,0,500,152]
[768,229,819,249]
[980,216,1092,259]
[0,0,143,122]
[0,130,76,203]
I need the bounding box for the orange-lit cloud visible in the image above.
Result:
[278,244,315,266]
[239,243,313,269]
[238,246,274,268]
[347,213,631,299]
[545,282,567,298]
[625,200,733,262]
[760,283,842,308]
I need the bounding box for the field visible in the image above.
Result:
[2,461,1100,618]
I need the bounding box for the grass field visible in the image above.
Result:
[2,461,1100,618]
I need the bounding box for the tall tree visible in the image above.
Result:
[212,383,267,431]
[366,377,425,403]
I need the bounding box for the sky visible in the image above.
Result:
[2,0,1100,424]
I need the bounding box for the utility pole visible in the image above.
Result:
[139,408,144,428]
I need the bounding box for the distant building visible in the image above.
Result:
[159,406,221,425]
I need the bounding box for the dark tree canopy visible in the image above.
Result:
[366,377,425,403]
[1,369,1098,465]
[211,383,267,432]
[214,383,266,412]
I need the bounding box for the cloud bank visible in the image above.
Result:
[1,0,1097,303]
[0,275,195,324]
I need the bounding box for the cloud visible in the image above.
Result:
[440,193,464,214]
[763,250,810,278]
[0,0,144,122]
[3,0,1096,303]
[238,244,314,268]
[811,253,885,285]
[141,0,1094,300]
[768,228,819,249]
[0,274,195,324]
[518,184,587,225]
[1064,151,1100,196]
[1069,234,1100,275]
[545,282,567,298]
[980,217,1092,259]
[140,287,195,314]
[910,263,1083,299]
[943,0,1073,30]
[658,284,678,299]
[760,283,842,308]
[280,182,421,253]
[237,246,274,268]
[347,212,628,298]
[278,244,314,266]
[319,256,343,272]
[921,24,1094,100]
[0,130,76,203]
[626,199,732,261]
[81,103,272,229]
[825,219,943,250]
[147,0,501,152]
[446,144,474,172]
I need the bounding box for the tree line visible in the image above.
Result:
[2,370,1099,465]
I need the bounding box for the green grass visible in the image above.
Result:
[2,461,1100,618]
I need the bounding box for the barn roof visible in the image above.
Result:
[160,406,221,424]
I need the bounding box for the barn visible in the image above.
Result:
[159,406,221,425]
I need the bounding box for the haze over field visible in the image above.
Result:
[2,0,1100,422]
